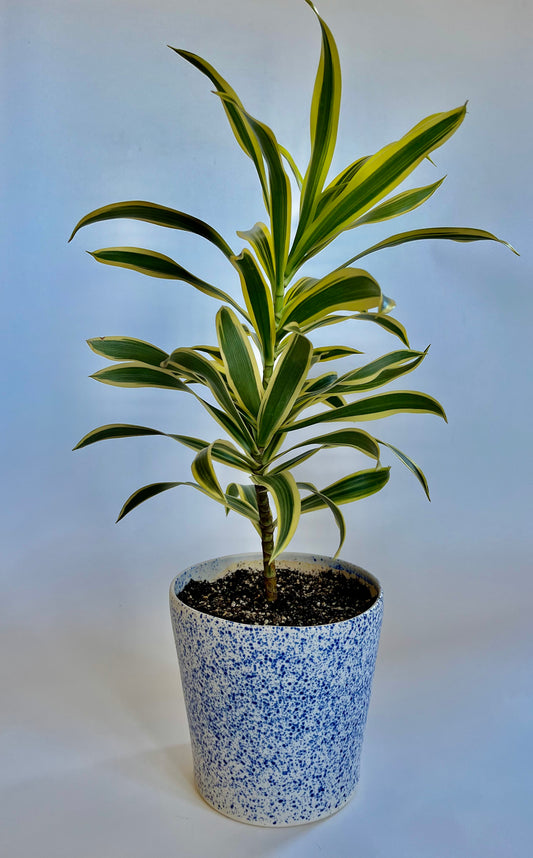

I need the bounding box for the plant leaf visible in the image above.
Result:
[236,222,275,284]
[300,467,390,512]
[297,0,342,233]
[89,247,248,318]
[252,471,301,561]
[297,480,346,558]
[312,345,363,363]
[169,47,269,207]
[341,226,519,266]
[276,427,380,461]
[191,444,225,501]
[69,200,234,257]
[335,354,426,394]
[217,93,291,297]
[350,177,445,227]
[351,313,410,347]
[226,482,260,530]
[74,423,167,450]
[378,438,430,500]
[256,334,313,447]
[216,306,263,417]
[232,249,275,366]
[90,362,190,391]
[336,349,425,386]
[87,336,168,366]
[117,480,206,521]
[226,481,259,513]
[285,390,447,431]
[281,268,382,328]
[279,145,303,190]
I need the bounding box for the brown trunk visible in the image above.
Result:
[254,483,277,602]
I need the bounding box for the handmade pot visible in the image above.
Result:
[169,552,383,826]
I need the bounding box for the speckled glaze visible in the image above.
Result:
[169,552,383,826]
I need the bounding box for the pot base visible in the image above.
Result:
[195,778,357,827]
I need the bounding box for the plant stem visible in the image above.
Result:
[262,361,273,386]
[254,483,277,602]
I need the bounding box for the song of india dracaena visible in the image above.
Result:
[71,0,516,603]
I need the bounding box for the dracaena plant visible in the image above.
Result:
[71,0,516,602]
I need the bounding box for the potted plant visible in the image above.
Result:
[70,0,516,827]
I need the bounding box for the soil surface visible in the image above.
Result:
[177,566,378,626]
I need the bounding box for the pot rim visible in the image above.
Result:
[169,551,382,630]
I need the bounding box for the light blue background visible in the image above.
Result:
[2,1,532,855]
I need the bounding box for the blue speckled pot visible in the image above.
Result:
[170,552,383,826]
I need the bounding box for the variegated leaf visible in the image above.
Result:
[89,246,249,318]
[299,467,390,511]
[216,306,263,417]
[285,390,447,431]
[252,471,301,561]
[87,336,168,366]
[297,480,346,557]
[69,200,234,258]
[256,334,313,447]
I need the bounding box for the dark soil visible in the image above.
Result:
[177,566,378,626]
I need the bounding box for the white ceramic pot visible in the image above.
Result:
[170,552,383,826]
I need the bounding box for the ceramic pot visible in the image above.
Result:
[169,552,383,826]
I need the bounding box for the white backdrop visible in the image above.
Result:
[2,1,532,855]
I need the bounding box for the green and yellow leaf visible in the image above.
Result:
[232,249,275,365]
[74,423,166,450]
[169,47,269,207]
[87,336,168,366]
[351,313,410,347]
[311,345,363,364]
[300,466,390,512]
[297,0,342,233]
[378,439,430,500]
[341,226,519,266]
[89,247,248,318]
[216,307,263,417]
[90,362,190,391]
[191,444,225,501]
[69,200,234,258]
[349,177,445,227]
[256,334,313,447]
[281,268,382,328]
[117,480,206,522]
[218,93,291,296]
[236,222,275,284]
[276,427,380,461]
[297,480,346,557]
[285,390,447,431]
[252,471,301,561]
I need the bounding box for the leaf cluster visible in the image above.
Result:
[72,0,515,565]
